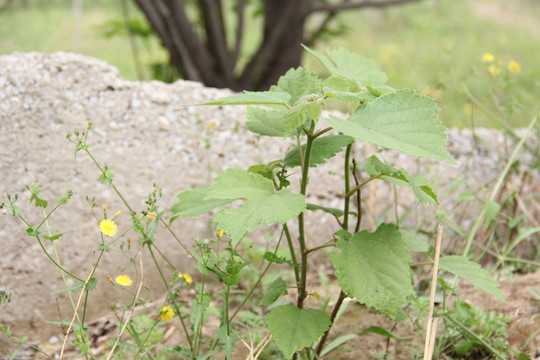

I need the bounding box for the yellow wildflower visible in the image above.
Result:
[114,210,122,217]
[147,211,156,220]
[107,275,113,283]
[179,273,193,285]
[488,64,502,77]
[482,52,494,62]
[217,229,224,238]
[159,305,174,322]
[99,218,117,237]
[115,274,132,287]
[208,122,216,129]
[508,59,521,73]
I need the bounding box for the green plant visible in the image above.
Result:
[0,46,506,359]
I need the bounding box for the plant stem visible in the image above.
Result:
[283,223,300,288]
[342,145,352,231]
[146,244,194,353]
[316,291,346,355]
[297,133,315,308]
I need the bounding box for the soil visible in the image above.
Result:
[0,52,539,359]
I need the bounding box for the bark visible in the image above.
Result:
[133,0,422,91]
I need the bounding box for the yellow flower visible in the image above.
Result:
[488,64,502,77]
[508,59,521,73]
[99,218,117,237]
[482,52,494,62]
[179,273,193,285]
[147,211,156,220]
[217,229,224,238]
[159,305,174,322]
[208,122,216,129]
[115,274,132,287]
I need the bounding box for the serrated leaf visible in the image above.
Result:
[399,230,429,252]
[246,106,287,137]
[267,305,331,359]
[214,191,305,242]
[366,156,438,204]
[330,223,413,319]
[207,169,306,242]
[273,67,322,105]
[284,135,355,168]
[201,91,290,105]
[328,90,456,164]
[438,256,505,302]
[170,186,234,222]
[303,45,387,86]
[260,277,288,305]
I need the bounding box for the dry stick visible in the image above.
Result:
[106,252,144,360]
[423,224,443,360]
[59,253,96,359]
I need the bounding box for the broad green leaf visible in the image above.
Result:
[328,90,456,164]
[284,135,355,168]
[273,67,322,105]
[246,106,287,137]
[201,91,290,105]
[330,223,413,319]
[366,156,439,204]
[214,190,305,241]
[303,45,388,86]
[306,203,344,217]
[483,200,501,230]
[207,169,274,200]
[170,186,234,222]
[359,325,403,339]
[267,305,331,359]
[260,277,289,305]
[399,230,429,252]
[207,169,306,242]
[439,256,505,302]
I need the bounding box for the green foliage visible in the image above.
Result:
[284,135,354,168]
[267,305,331,359]
[439,256,505,302]
[330,224,413,319]
[327,90,455,164]
[2,44,513,360]
[173,168,306,242]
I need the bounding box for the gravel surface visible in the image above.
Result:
[0,52,538,355]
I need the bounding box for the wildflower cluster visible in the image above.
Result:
[481,52,521,76]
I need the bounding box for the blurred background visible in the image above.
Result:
[0,0,538,128]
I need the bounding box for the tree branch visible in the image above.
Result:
[199,0,233,82]
[231,0,246,67]
[310,0,422,13]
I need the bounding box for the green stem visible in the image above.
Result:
[342,145,352,231]
[345,175,381,199]
[283,224,300,288]
[297,133,315,309]
[194,275,206,357]
[146,245,194,352]
[229,229,285,322]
